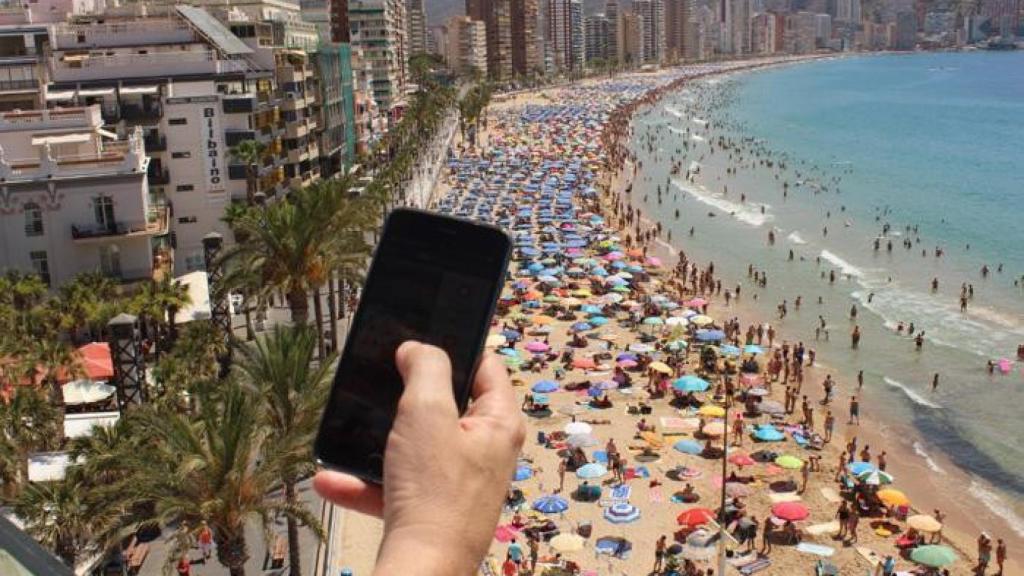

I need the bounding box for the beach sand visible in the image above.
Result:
[335,62,1007,576]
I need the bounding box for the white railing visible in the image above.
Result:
[0,107,101,129]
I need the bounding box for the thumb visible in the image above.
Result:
[395,341,459,420]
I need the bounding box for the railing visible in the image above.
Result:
[223,95,255,114]
[0,79,37,91]
[121,104,163,123]
[0,107,100,129]
[143,133,167,152]
[147,168,170,185]
[71,206,169,240]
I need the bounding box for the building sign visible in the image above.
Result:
[202,106,225,193]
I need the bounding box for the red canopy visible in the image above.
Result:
[75,342,114,381]
[676,507,715,527]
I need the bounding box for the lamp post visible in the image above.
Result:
[718,375,730,576]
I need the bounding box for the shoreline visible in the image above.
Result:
[601,59,1021,572]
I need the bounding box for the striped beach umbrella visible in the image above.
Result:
[604,503,641,524]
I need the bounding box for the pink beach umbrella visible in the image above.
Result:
[525,341,550,353]
[685,297,707,308]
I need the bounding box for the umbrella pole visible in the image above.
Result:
[718,390,729,576]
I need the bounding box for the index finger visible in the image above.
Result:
[465,351,516,419]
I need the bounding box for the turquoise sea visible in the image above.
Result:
[630,52,1024,541]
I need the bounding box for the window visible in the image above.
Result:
[178,216,197,224]
[171,151,191,159]
[185,252,205,272]
[176,184,194,192]
[23,202,43,236]
[168,118,188,125]
[29,251,50,286]
[93,195,115,230]
[99,244,121,277]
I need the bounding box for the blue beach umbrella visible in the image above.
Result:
[499,348,519,357]
[848,462,876,476]
[744,344,765,355]
[604,503,641,524]
[673,375,711,393]
[571,322,593,332]
[533,495,569,514]
[719,344,741,356]
[674,440,703,455]
[695,329,726,342]
[532,380,559,393]
[502,329,521,340]
[753,426,785,442]
[589,316,609,326]
[576,463,608,479]
[514,464,533,481]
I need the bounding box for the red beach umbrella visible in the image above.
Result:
[771,502,809,522]
[676,507,716,528]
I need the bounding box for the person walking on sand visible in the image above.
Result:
[557,457,567,493]
[528,536,539,573]
[653,534,667,572]
[996,538,1007,575]
[851,325,861,349]
[847,506,861,544]
[799,460,811,494]
[197,521,213,561]
[849,395,860,425]
[932,509,945,544]
[761,515,774,555]
[824,410,835,443]
[978,533,992,573]
[836,501,850,540]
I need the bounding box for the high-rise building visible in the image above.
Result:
[751,11,776,52]
[406,0,429,55]
[544,0,584,71]
[814,12,832,44]
[440,16,489,75]
[665,0,693,62]
[732,0,752,54]
[621,10,645,64]
[717,0,733,53]
[349,0,409,120]
[605,0,621,65]
[786,10,818,52]
[330,0,350,42]
[584,14,610,62]
[895,11,917,48]
[511,0,541,76]
[467,0,514,79]
[633,0,665,63]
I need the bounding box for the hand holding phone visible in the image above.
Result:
[314,341,525,575]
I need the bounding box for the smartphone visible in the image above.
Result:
[314,208,512,483]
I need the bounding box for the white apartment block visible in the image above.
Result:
[349,0,408,121]
[0,106,166,286]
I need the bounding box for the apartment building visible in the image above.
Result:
[348,0,408,121]
[440,16,488,76]
[0,26,48,112]
[0,106,167,287]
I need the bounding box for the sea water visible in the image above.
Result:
[629,52,1024,539]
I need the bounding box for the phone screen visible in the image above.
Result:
[315,209,510,482]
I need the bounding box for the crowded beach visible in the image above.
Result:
[429,59,1010,576]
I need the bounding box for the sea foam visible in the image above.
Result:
[819,250,865,278]
[671,179,771,227]
[969,479,1024,538]
[664,106,684,118]
[692,134,706,142]
[912,441,945,474]
[787,231,807,245]
[884,377,941,409]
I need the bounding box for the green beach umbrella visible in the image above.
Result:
[774,455,804,470]
[856,469,894,485]
[910,545,957,568]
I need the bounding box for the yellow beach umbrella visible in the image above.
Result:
[649,361,673,374]
[549,533,585,552]
[702,421,725,436]
[572,289,592,297]
[698,405,725,417]
[878,489,910,507]
[690,315,714,326]
[908,515,942,533]
[640,431,665,448]
[532,315,556,325]
[775,455,804,469]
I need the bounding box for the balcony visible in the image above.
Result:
[143,132,167,152]
[121,104,163,124]
[147,168,170,186]
[0,106,102,131]
[285,120,310,139]
[225,129,257,147]
[71,206,170,243]
[223,95,255,114]
[0,78,38,92]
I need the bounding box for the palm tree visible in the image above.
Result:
[235,325,333,576]
[29,337,81,409]
[229,140,267,205]
[109,382,319,576]
[222,178,372,328]
[152,322,229,401]
[56,272,118,342]
[129,277,191,354]
[0,386,59,495]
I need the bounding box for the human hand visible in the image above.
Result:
[314,341,525,576]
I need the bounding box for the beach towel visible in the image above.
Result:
[856,546,883,567]
[768,492,802,503]
[600,484,632,507]
[660,416,693,429]
[806,521,841,536]
[738,557,772,575]
[819,487,842,503]
[796,542,835,557]
[649,485,664,503]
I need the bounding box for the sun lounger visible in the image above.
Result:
[738,557,772,575]
[806,521,841,536]
[796,542,835,557]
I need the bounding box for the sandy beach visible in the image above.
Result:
[334,59,1014,576]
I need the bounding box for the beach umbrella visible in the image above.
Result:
[564,421,592,435]
[665,316,689,327]
[910,545,957,568]
[703,421,725,437]
[561,297,581,307]
[532,380,559,393]
[743,344,765,355]
[549,533,585,553]
[746,387,769,397]
[532,315,556,325]
[567,434,599,448]
[740,373,765,386]
[673,440,703,455]
[698,405,725,417]
[629,343,654,353]
[775,455,804,470]
[589,316,609,326]
[572,357,596,370]
[649,361,673,374]
[594,537,632,556]
[673,375,710,392]
[576,463,608,479]
[514,464,533,481]
[525,341,550,353]
[604,503,641,524]
[728,453,756,467]
[725,482,752,497]
[771,502,809,521]
[571,322,593,332]
[848,462,876,476]
[695,329,726,342]
[501,329,521,340]
[593,380,618,391]
[718,344,741,356]
[666,339,688,352]
[685,298,707,308]
[907,515,943,533]
[753,426,785,442]
[485,334,507,347]
[676,508,715,528]
[878,489,910,507]
[642,316,664,326]
[587,386,605,398]
[856,469,894,486]
[617,359,638,368]
[690,315,714,327]
[759,400,785,415]
[499,348,520,357]
[533,495,569,514]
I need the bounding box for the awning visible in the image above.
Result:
[44,90,75,101]
[61,379,116,405]
[77,87,114,97]
[63,411,120,439]
[31,133,92,146]
[119,85,159,95]
[174,271,211,324]
[27,452,74,482]
[76,342,114,380]
[96,128,118,140]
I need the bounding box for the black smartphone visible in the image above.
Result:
[314,208,511,483]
